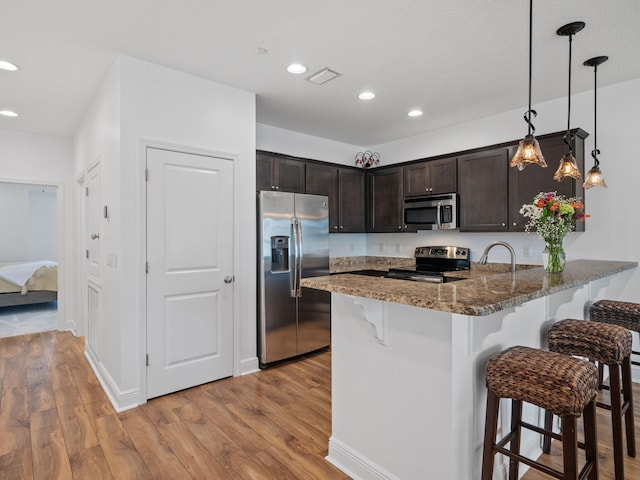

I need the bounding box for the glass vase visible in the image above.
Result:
[542,236,566,274]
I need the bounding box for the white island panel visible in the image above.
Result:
[327,273,625,480]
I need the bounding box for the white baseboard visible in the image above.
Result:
[326,436,399,480]
[84,348,141,412]
[238,356,260,376]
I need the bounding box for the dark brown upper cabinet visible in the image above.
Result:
[508,129,587,232]
[368,167,408,233]
[306,163,366,233]
[256,151,306,193]
[458,148,510,232]
[404,157,457,197]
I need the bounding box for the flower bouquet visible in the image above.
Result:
[519,192,588,273]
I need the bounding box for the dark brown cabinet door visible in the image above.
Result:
[404,157,457,197]
[508,129,587,232]
[256,152,272,191]
[458,148,509,232]
[305,164,366,233]
[338,168,366,232]
[274,157,305,193]
[369,167,405,233]
[256,151,306,193]
[430,157,457,194]
[306,163,339,231]
[404,163,430,197]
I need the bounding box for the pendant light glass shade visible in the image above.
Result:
[583,55,609,189]
[510,0,546,170]
[553,152,581,181]
[511,134,546,170]
[583,165,607,188]
[555,22,585,182]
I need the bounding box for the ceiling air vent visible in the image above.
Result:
[306,67,341,85]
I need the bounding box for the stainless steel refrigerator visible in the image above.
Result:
[257,191,331,367]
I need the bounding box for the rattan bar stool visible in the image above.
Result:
[482,346,599,480]
[590,300,640,383]
[545,319,635,480]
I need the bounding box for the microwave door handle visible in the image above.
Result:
[436,203,442,229]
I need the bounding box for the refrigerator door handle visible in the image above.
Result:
[290,217,297,297]
[296,216,304,297]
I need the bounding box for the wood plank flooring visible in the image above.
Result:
[1,330,639,479]
[0,331,348,480]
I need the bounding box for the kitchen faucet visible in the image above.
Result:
[479,241,516,273]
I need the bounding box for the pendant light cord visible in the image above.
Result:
[592,64,600,166]
[525,0,536,135]
[564,33,574,154]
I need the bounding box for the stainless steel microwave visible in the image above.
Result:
[403,193,458,230]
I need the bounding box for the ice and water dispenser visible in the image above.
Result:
[270,236,289,272]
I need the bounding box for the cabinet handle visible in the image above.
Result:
[398,225,403,230]
[334,225,338,230]
[513,222,518,227]
[340,226,344,230]
[271,185,275,189]
[501,223,506,227]
[404,225,408,229]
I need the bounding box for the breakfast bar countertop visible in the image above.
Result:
[302,259,638,316]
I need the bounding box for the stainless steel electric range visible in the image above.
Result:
[352,246,470,283]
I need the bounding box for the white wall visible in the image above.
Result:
[257,123,363,166]
[0,128,74,328]
[0,184,58,262]
[74,59,123,391]
[74,56,256,410]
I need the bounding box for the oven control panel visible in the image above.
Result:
[414,246,469,260]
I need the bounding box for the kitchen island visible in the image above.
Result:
[301,259,637,480]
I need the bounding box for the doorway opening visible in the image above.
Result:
[0,181,59,337]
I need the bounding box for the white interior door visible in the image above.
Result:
[86,162,101,280]
[146,147,234,399]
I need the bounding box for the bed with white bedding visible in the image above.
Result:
[0,261,58,307]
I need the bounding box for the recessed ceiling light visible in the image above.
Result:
[0,110,18,117]
[408,110,423,117]
[287,64,307,74]
[0,60,19,71]
[358,91,375,100]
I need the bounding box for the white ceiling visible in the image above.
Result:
[1,0,639,146]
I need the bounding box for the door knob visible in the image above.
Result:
[224,276,234,284]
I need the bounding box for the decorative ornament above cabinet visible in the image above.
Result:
[355,151,380,169]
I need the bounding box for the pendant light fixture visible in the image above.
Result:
[553,21,585,181]
[582,56,608,188]
[510,0,546,170]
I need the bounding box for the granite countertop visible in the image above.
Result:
[302,259,638,316]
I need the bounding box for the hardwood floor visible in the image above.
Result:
[2,330,639,479]
[520,379,640,480]
[0,331,348,480]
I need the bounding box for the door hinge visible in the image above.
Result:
[145,261,149,274]
[145,168,149,181]
[146,354,149,366]
[86,249,89,259]
[85,186,89,196]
